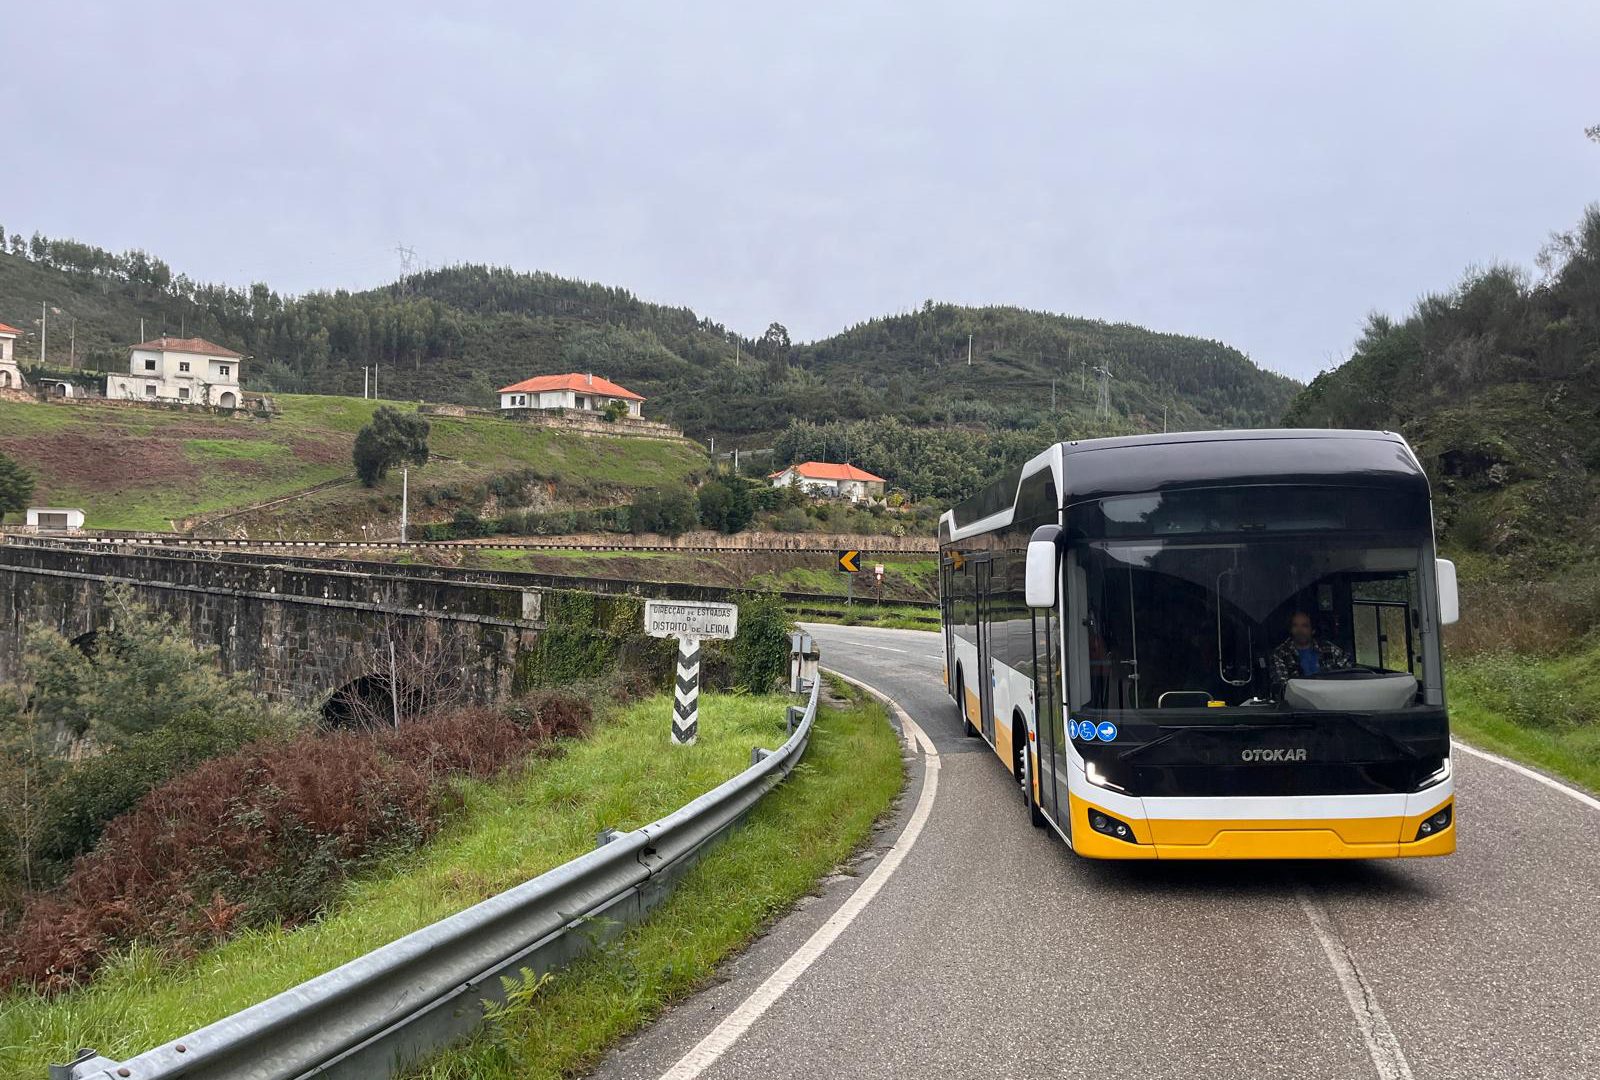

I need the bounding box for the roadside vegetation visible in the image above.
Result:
[0,682,901,1078]
[1284,204,1600,792]
[407,678,902,1080]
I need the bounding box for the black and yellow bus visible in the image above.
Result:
[938,429,1460,859]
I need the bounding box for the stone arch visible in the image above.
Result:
[1,370,11,388]
[321,674,396,730]
[218,391,238,409]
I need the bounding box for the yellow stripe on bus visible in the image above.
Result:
[1067,793,1456,861]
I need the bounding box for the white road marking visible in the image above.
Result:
[1452,738,1600,812]
[1296,888,1416,1080]
[831,639,906,654]
[655,670,939,1080]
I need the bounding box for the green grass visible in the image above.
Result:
[0,394,706,533]
[408,679,901,1079]
[1450,642,1600,794]
[791,601,941,631]
[0,688,899,1077]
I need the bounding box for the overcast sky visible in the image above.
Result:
[3,2,1596,378]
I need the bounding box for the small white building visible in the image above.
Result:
[497,372,644,417]
[0,321,23,390]
[106,336,245,408]
[26,507,86,532]
[769,462,887,503]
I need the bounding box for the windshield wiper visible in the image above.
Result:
[1339,714,1425,759]
[1116,721,1311,762]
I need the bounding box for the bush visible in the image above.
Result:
[696,479,755,534]
[0,695,590,993]
[1452,652,1592,730]
[630,486,698,536]
[730,594,792,693]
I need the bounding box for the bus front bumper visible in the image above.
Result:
[1067,792,1456,860]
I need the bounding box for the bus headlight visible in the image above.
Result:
[1088,809,1139,844]
[1085,759,1127,793]
[1415,804,1452,840]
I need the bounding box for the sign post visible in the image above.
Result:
[838,549,861,606]
[644,599,739,745]
[874,562,884,604]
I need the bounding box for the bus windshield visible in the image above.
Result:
[1064,486,1438,716]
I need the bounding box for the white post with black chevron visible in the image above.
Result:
[672,635,701,745]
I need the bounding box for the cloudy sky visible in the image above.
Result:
[3,2,1596,378]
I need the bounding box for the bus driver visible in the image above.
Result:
[1270,611,1350,693]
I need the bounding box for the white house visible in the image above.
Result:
[497,372,644,417]
[769,461,887,503]
[105,336,245,408]
[25,507,86,532]
[0,321,23,390]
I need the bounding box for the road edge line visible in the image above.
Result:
[1452,738,1600,813]
[654,669,939,1080]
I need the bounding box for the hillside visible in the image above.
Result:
[1284,204,1600,576]
[0,238,1298,448]
[0,395,707,535]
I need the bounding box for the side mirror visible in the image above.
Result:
[1025,525,1062,608]
[1436,558,1459,625]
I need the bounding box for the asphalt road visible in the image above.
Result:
[593,624,1600,1080]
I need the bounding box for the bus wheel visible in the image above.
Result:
[1016,720,1046,828]
[957,669,977,738]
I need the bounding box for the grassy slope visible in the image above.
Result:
[0,394,705,533]
[412,680,900,1078]
[1450,641,1600,794]
[0,690,901,1077]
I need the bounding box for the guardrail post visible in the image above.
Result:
[751,746,773,766]
[788,631,818,694]
[786,705,806,734]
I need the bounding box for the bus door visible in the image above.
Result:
[1031,599,1062,822]
[975,557,997,743]
[940,550,956,697]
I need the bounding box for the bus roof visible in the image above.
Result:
[942,429,1428,538]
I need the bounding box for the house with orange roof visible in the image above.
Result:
[0,321,24,389]
[497,372,644,417]
[769,461,887,504]
[106,336,245,408]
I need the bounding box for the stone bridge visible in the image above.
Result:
[0,540,660,723]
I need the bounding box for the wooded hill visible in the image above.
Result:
[0,232,1297,447]
[1284,204,1600,574]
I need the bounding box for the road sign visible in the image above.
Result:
[838,549,861,573]
[643,599,739,641]
[643,601,739,746]
[874,563,884,580]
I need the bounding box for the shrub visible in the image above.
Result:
[1452,652,1592,730]
[0,695,589,993]
[630,487,698,536]
[730,594,792,693]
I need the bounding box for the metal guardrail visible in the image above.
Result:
[51,675,824,1080]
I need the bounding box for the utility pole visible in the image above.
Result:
[139,317,145,343]
[68,319,76,369]
[39,302,46,364]
[372,363,378,399]
[400,467,409,543]
[967,333,973,367]
[1051,377,1057,411]
[363,366,369,399]
[1163,404,1168,433]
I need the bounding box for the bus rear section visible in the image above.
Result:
[941,430,1461,860]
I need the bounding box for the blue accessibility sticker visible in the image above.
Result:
[1095,721,1119,743]
[1075,719,1096,741]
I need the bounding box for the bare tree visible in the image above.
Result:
[325,616,469,730]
